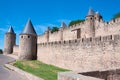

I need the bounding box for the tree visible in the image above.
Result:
[68,19,85,27]
[51,27,59,33]
[0,49,3,54]
[112,12,120,20]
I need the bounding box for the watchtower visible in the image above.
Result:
[85,8,95,37]
[4,26,16,54]
[19,19,37,60]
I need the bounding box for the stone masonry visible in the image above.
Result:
[4,8,120,80]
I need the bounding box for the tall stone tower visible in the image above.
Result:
[4,26,16,54]
[45,27,50,42]
[59,22,67,41]
[94,12,103,22]
[19,19,37,60]
[85,8,95,37]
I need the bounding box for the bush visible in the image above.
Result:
[51,27,59,33]
[112,12,120,20]
[0,49,3,54]
[69,19,85,26]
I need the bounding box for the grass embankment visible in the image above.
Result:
[13,60,69,80]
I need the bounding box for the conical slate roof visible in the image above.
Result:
[21,19,37,35]
[87,8,95,16]
[60,22,67,28]
[95,11,101,15]
[7,26,15,33]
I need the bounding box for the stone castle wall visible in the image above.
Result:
[95,18,120,37]
[37,18,120,44]
[63,28,77,41]
[4,33,16,54]
[19,34,37,60]
[13,45,19,55]
[49,31,61,42]
[37,34,120,72]
[37,34,47,43]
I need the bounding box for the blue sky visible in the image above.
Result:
[0,0,120,49]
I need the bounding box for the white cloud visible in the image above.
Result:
[35,25,47,34]
[0,28,7,32]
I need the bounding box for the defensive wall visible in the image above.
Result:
[37,34,120,72]
[37,18,120,44]
[13,45,19,55]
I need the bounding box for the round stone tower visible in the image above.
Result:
[45,27,50,42]
[19,19,37,60]
[85,8,95,38]
[4,26,16,54]
[60,22,67,41]
[94,12,103,22]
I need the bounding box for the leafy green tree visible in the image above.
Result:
[0,49,3,54]
[112,12,120,20]
[51,26,59,33]
[69,19,85,27]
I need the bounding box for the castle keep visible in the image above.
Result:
[4,8,120,75]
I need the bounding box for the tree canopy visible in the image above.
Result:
[68,19,85,27]
[51,26,59,33]
[112,12,120,20]
[0,49,3,54]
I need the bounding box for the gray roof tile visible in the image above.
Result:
[21,19,37,35]
[7,26,15,33]
[87,8,95,16]
[60,22,67,28]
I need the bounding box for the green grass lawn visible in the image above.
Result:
[13,60,69,80]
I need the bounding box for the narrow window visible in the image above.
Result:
[90,37,92,42]
[28,36,30,38]
[100,36,101,41]
[82,38,83,42]
[21,36,23,38]
[110,35,112,40]
[64,41,65,44]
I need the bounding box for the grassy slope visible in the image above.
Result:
[13,60,69,80]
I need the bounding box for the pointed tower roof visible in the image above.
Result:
[46,26,50,31]
[60,22,67,28]
[95,11,101,15]
[7,26,15,33]
[21,19,37,35]
[87,8,95,16]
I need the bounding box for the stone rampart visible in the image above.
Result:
[37,18,120,44]
[13,45,19,55]
[49,31,61,42]
[37,34,120,72]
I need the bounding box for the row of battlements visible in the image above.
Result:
[105,17,120,25]
[38,17,120,36]
[53,17,120,33]
[65,17,120,30]
[38,34,120,46]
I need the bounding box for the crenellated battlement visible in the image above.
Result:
[38,34,120,49]
[38,16,120,44]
